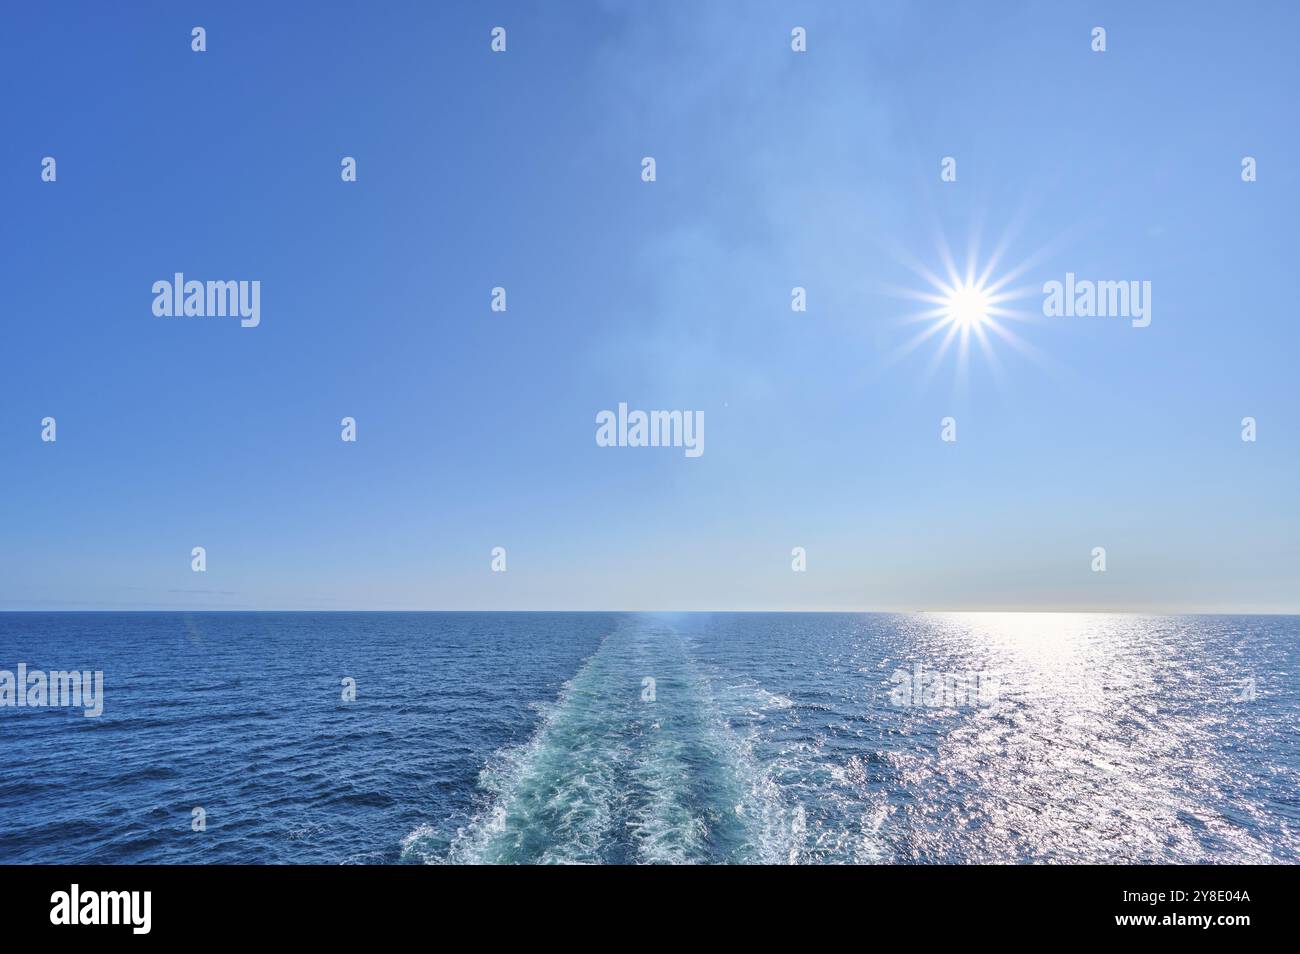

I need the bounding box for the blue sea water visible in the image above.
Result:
[0,612,1295,864]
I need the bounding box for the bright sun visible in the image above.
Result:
[944,282,992,329]
[884,228,1046,390]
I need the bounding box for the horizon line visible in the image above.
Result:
[1,607,1298,617]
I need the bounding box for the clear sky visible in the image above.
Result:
[2,2,1296,612]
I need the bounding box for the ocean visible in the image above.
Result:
[0,612,1295,864]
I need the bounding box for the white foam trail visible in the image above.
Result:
[405,616,807,865]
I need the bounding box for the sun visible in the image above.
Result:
[880,225,1052,390]
[944,282,992,329]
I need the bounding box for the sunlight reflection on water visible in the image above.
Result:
[688,612,1297,863]
[877,614,1285,862]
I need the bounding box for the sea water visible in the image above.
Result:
[0,612,1294,864]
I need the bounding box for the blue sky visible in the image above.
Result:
[2,2,1296,611]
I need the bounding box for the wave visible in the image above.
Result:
[402,617,807,864]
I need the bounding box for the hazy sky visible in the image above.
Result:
[2,2,1297,612]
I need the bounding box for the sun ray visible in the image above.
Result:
[876,223,1055,390]
[879,313,963,368]
[920,318,964,388]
